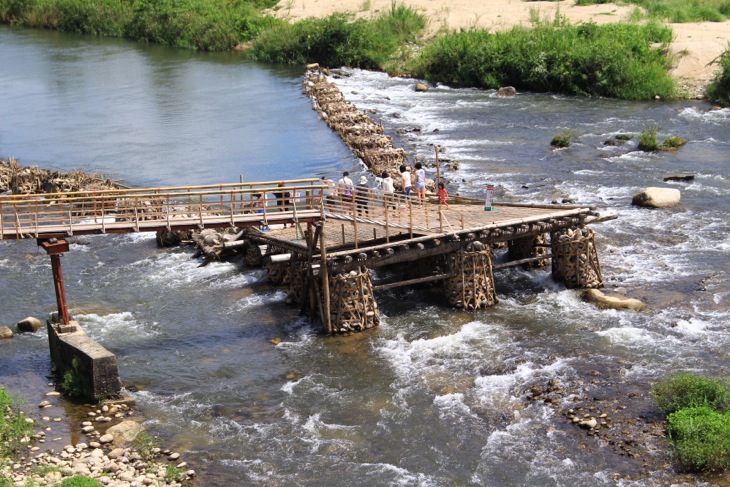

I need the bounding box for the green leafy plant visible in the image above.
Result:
[638,126,660,151]
[133,431,160,462]
[60,357,88,399]
[166,464,186,483]
[550,128,577,148]
[668,406,730,471]
[707,46,730,107]
[0,387,35,460]
[615,133,634,140]
[653,372,730,414]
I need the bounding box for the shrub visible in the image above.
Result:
[668,407,730,471]
[707,46,730,107]
[57,476,104,487]
[638,126,660,151]
[653,372,730,415]
[60,357,88,399]
[409,17,676,99]
[550,128,577,148]
[251,5,426,69]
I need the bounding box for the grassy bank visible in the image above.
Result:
[576,0,730,22]
[408,16,676,99]
[1,0,728,102]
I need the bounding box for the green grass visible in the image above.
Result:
[57,476,104,487]
[0,0,281,51]
[654,373,730,473]
[0,387,34,461]
[668,407,730,471]
[409,16,676,99]
[707,46,730,106]
[653,372,730,414]
[575,0,730,22]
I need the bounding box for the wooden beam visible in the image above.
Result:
[373,273,451,291]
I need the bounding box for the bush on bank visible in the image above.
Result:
[0,0,280,50]
[250,4,426,70]
[409,16,676,99]
[653,373,730,472]
[706,46,730,106]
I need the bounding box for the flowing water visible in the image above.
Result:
[1,26,729,486]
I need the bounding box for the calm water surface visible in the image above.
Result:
[1,26,729,486]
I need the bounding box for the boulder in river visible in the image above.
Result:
[631,187,680,208]
[0,326,14,339]
[17,316,43,333]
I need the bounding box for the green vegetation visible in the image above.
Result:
[0,387,34,461]
[0,0,281,51]
[250,3,426,70]
[668,407,730,471]
[60,357,88,399]
[550,128,577,148]
[653,372,730,414]
[707,46,730,106]
[575,0,730,22]
[0,0,697,100]
[638,127,689,151]
[638,127,659,151]
[615,133,634,140]
[57,476,104,487]
[654,373,730,472]
[133,431,160,462]
[409,16,676,99]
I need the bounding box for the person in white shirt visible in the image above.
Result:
[338,171,355,212]
[378,170,396,213]
[414,161,426,207]
[399,165,411,209]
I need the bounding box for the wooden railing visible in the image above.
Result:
[0,179,326,239]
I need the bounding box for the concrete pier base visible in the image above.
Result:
[47,320,122,402]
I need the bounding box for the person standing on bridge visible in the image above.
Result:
[273,182,292,228]
[338,171,355,213]
[356,176,370,217]
[414,161,426,207]
[378,170,396,215]
[399,165,412,209]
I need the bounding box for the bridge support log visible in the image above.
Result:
[551,227,603,289]
[445,249,497,310]
[508,233,550,269]
[327,267,380,333]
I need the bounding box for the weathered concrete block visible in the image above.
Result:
[47,320,122,402]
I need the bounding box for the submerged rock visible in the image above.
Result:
[581,289,645,311]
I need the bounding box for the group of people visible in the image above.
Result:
[320,163,449,217]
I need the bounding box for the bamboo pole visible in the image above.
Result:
[319,222,332,333]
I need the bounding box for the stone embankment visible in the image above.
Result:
[302,65,411,189]
[2,393,195,486]
[0,157,122,195]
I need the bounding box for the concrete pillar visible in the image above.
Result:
[47,320,122,402]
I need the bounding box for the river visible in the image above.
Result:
[1,26,729,486]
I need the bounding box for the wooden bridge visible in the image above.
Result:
[1,178,615,334]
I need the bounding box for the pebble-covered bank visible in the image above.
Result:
[1,390,196,487]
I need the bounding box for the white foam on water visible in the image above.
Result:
[433,393,478,422]
[595,326,681,352]
[679,106,730,124]
[76,311,161,342]
[129,251,237,288]
[227,289,288,312]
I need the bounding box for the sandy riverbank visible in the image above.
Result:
[272,0,730,97]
